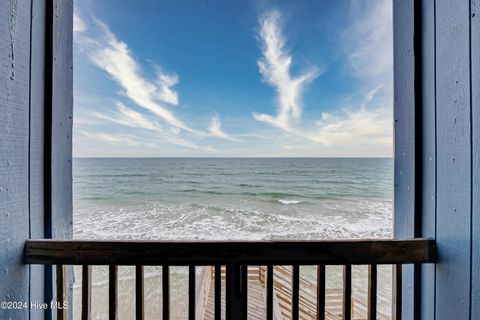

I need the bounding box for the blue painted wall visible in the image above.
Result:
[395,0,479,319]
[0,0,72,319]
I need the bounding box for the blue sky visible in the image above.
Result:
[73,0,393,157]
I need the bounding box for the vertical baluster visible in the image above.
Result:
[82,265,91,320]
[136,266,144,320]
[317,265,325,320]
[241,265,248,320]
[109,265,118,320]
[368,265,377,320]
[56,264,66,320]
[226,263,243,320]
[189,265,196,320]
[393,264,402,320]
[163,265,170,320]
[343,264,352,320]
[266,265,274,320]
[292,265,300,320]
[214,264,222,320]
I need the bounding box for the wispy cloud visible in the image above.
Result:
[91,102,208,150]
[155,72,179,106]
[309,107,391,146]
[84,19,196,133]
[343,0,393,84]
[75,15,238,150]
[252,5,392,155]
[208,115,239,141]
[93,102,163,131]
[308,0,393,149]
[73,12,86,33]
[252,10,320,131]
[79,131,157,148]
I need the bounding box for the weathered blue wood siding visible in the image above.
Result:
[0,1,34,319]
[393,0,416,318]
[471,0,479,318]
[395,0,479,319]
[30,1,46,319]
[0,0,72,319]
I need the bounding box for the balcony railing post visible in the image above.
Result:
[214,264,222,320]
[368,264,377,320]
[162,265,170,320]
[189,265,196,320]
[393,264,403,320]
[317,265,326,320]
[109,265,118,320]
[343,264,352,320]
[56,264,67,320]
[241,264,248,320]
[266,265,274,320]
[135,265,144,320]
[82,265,91,320]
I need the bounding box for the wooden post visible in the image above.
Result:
[82,265,92,320]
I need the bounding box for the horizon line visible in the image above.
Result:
[73,156,393,159]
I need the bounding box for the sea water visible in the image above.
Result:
[72,158,393,319]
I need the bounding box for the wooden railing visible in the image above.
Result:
[24,239,435,320]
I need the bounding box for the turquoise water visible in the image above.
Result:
[73,158,393,240]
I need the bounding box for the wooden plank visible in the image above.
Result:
[24,239,436,265]
[472,0,480,318]
[419,0,437,319]
[435,0,472,319]
[48,0,73,318]
[343,265,351,320]
[0,0,35,319]
[214,264,221,320]
[135,265,144,320]
[226,264,244,320]
[29,1,46,319]
[393,0,417,318]
[82,265,91,320]
[241,265,248,320]
[162,265,170,320]
[189,265,195,320]
[367,265,377,320]
[292,265,299,320]
[392,264,402,320]
[109,266,118,320]
[56,265,66,320]
[0,0,32,319]
[50,0,73,241]
[266,265,273,320]
[317,265,325,320]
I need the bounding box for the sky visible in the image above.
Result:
[73,0,393,158]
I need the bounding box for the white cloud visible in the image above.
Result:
[79,131,157,148]
[73,12,86,33]
[343,0,393,85]
[308,0,393,150]
[156,72,179,106]
[306,0,393,152]
[92,102,208,150]
[93,102,163,131]
[208,116,238,141]
[86,19,196,133]
[251,5,392,156]
[309,107,392,146]
[252,10,320,131]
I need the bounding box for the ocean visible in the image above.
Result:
[72,158,394,319]
[73,158,393,240]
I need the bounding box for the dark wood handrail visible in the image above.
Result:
[24,238,435,266]
[24,239,436,320]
